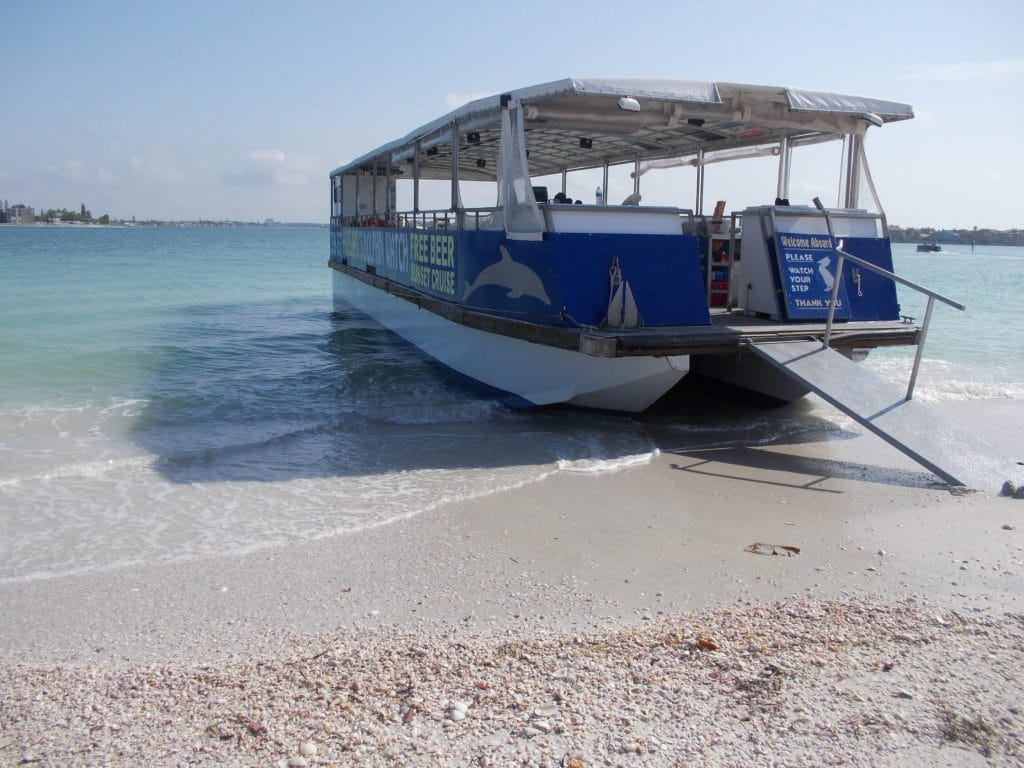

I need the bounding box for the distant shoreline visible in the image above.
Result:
[889,226,1023,247]
[2,221,1019,244]
[0,221,328,228]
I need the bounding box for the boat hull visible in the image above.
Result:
[331,269,688,412]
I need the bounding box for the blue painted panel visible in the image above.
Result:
[331,227,464,302]
[552,232,708,326]
[775,232,852,321]
[330,226,710,328]
[457,234,565,323]
[840,237,900,321]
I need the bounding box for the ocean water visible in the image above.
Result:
[1,227,1021,583]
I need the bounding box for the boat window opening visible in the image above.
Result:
[604,162,643,206]
[534,161,707,210]
[856,143,885,219]
[457,180,499,209]
[698,155,781,215]
[842,132,885,216]
[785,139,861,212]
[335,173,392,226]
[396,179,448,224]
[630,165,698,209]
[384,138,873,231]
[393,177,499,229]
[532,167,601,206]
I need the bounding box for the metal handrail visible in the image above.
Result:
[813,198,965,401]
[391,207,501,230]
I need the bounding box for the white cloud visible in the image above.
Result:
[224,149,319,188]
[272,170,314,187]
[130,146,193,184]
[246,149,287,164]
[898,58,1024,82]
[43,160,118,186]
[59,160,88,180]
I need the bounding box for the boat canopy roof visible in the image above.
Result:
[331,77,913,182]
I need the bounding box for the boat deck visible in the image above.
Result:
[332,260,920,359]
[580,310,919,358]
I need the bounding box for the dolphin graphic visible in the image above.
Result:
[462,245,552,305]
[817,255,835,291]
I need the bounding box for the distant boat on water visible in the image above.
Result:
[917,239,941,252]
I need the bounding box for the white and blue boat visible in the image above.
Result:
[329,78,922,413]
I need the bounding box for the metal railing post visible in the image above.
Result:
[810,197,965,399]
[814,197,841,349]
[822,250,845,349]
[906,296,935,401]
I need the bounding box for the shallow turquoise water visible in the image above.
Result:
[0,227,1020,582]
[881,243,1024,395]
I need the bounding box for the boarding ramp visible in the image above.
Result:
[749,340,998,489]
[744,199,1008,490]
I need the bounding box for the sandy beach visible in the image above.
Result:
[3,425,1024,766]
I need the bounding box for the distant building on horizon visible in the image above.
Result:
[2,203,35,224]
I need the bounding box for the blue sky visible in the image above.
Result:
[2,0,1021,227]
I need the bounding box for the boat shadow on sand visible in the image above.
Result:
[641,381,941,491]
[129,308,935,490]
[663,444,935,493]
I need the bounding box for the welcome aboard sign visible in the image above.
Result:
[774,232,851,321]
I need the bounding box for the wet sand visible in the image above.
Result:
[2,424,1024,766]
[3,424,1023,665]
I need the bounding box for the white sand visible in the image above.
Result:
[2,433,1023,766]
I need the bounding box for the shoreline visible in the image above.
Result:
[3,441,1024,766]
[2,447,1022,665]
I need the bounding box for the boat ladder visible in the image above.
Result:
[748,201,1007,489]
